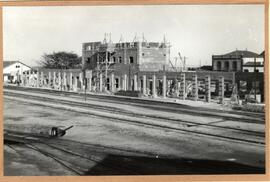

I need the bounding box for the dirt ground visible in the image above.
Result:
[4,98,265,175]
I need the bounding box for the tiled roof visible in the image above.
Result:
[224,50,259,58]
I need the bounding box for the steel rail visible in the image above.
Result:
[4,94,265,145]
[4,135,139,175]
[5,91,265,137]
[4,86,265,120]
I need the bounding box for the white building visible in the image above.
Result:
[242,51,264,73]
[212,50,264,73]
[3,61,31,83]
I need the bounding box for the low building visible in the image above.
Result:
[212,50,264,72]
[3,61,31,83]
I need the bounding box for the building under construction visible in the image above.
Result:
[79,36,240,102]
[18,36,264,103]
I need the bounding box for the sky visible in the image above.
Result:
[3,5,264,67]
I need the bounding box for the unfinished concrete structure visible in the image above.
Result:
[82,41,170,71]
[82,39,170,91]
[18,37,265,103]
[20,66,237,104]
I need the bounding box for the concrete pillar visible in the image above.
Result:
[53,72,56,88]
[27,72,31,86]
[192,74,198,101]
[29,72,33,86]
[69,72,73,90]
[26,73,29,86]
[134,75,138,91]
[40,72,44,87]
[36,71,40,87]
[147,77,151,95]
[219,76,224,104]
[137,77,141,92]
[123,74,127,91]
[48,72,52,88]
[24,74,27,86]
[58,72,61,90]
[152,74,157,98]
[63,72,67,90]
[143,75,147,95]
[180,73,186,100]
[174,78,179,97]
[79,72,83,90]
[110,73,115,92]
[28,74,31,86]
[205,75,211,102]
[88,70,92,91]
[21,74,25,86]
[162,74,166,98]
[99,73,103,92]
[74,74,78,92]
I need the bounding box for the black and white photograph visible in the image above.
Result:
[2,4,266,176]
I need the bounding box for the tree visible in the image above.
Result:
[39,51,82,69]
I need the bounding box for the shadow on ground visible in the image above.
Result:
[85,154,265,175]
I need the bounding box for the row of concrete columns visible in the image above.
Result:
[21,71,86,91]
[103,73,225,103]
[20,70,226,103]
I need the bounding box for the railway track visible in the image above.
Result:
[4,133,140,175]
[4,90,265,145]
[4,89,264,124]
[4,85,265,122]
